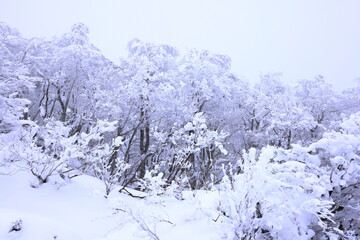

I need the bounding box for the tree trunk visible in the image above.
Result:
[287,129,292,149]
[138,103,150,179]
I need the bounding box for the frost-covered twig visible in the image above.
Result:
[129,210,160,240]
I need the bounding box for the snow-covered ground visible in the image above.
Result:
[0,170,224,240]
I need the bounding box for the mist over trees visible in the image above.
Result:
[1,22,359,239]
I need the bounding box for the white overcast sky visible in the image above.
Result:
[1,0,360,90]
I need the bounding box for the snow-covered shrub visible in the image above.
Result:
[1,118,124,190]
[130,165,184,200]
[308,112,360,238]
[0,119,66,184]
[17,120,70,185]
[140,170,164,194]
[62,120,130,196]
[219,146,333,240]
[93,140,130,197]
[61,120,117,174]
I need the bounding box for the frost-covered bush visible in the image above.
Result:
[61,120,118,174]
[136,167,183,199]
[1,118,125,190]
[94,153,130,197]
[219,146,333,240]
[20,120,70,185]
[61,120,130,196]
[93,137,130,197]
[138,169,166,195]
[0,120,68,185]
[308,112,360,238]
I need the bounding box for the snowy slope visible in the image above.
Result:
[0,170,223,240]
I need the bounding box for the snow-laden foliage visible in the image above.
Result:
[154,112,228,189]
[307,112,360,238]
[1,22,360,239]
[0,23,34,134]
[0,120,67,185]
[219,146,333,240]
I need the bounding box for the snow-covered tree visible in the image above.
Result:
[25,23,110,126]
[0,22,34,133]
[2,22,360,239]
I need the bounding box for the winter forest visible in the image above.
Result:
[0,22,360,240]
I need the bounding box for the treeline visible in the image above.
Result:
[1,22,360,239]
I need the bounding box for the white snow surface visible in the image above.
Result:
[0,170,222,240]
